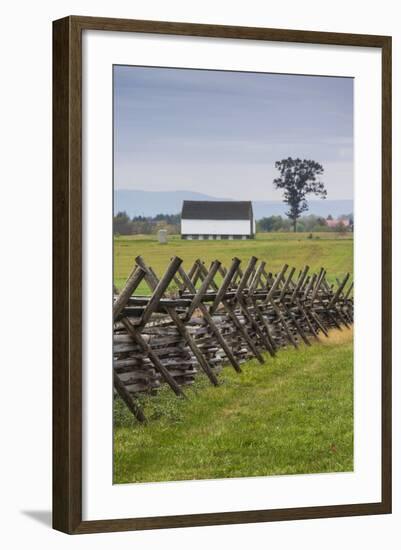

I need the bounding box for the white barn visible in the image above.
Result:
[181,200,255,240]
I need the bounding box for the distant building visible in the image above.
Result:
[181,200,255,240]
[326,217,351,229]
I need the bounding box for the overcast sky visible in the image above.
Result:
[114,65,353,201]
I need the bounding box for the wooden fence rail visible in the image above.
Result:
[113,256,354,422]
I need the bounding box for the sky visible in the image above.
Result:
[114,65,353,201]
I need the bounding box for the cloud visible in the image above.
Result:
[114,65,353,200]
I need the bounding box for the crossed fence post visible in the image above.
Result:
[113,258,186,423]
[234,257,277,356]
[204,258,266,364]
[114,256,354,422]
[176,262,242,373]
[135,256,220,386]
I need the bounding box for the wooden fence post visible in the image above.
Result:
[113,256,354,421]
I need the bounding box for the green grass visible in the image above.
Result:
[114,232,353,294]
[113,328,353,484]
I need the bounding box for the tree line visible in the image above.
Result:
[114,212,180,236]
[257,213,353,233]
[114,211,353,236]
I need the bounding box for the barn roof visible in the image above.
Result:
[181,200,253,220]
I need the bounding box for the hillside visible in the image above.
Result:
[114,189,353,219]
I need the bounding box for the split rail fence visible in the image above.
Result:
[113,255,353,422]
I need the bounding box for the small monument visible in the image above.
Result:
[158,229,168,244]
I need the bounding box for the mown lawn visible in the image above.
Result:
[114,232,353,293]
[113,327,353,484]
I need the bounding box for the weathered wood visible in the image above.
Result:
[264,265,288,303]
[113,255,354,421]
[269,299,299,349]
[187,260,221,319]
[249,261,265,292]
[138,256,183,327]
[191,260,204,288]
[329,273,350,308]
[235,258,276,355]
[282,302,311,346]
[293,298,320,340]
[178,265,242,372]
[187,261,199,283]
[310,268,326,302]
[210,257,241,314]
[170,309,220,385]
[197,260,265,364]
[291,265,309,300]
[249,299,277,355]
[236,256,258,296]
[113,267,146,320]
[121,317,185,397]
[344,281,354,300]
[136,256,220,386]
[304,273,317,298]
[113,371,147,423]
[279,267,296,301]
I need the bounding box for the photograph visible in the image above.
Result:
[112,64,354,485]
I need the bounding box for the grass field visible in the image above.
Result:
[113,231,354,483]
[114,232,353,293]
[114,327,353,483]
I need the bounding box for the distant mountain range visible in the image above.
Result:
[114,189,353,220]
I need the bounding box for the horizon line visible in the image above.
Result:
[114,189,354,202]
